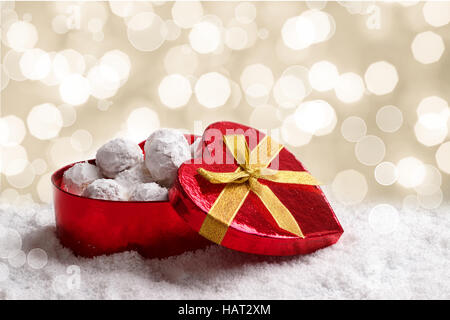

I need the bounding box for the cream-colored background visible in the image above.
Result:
[1,1,449,209]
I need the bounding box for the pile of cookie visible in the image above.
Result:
[62,129,201,201]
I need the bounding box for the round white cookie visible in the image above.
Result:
[129,182,168,201]
[96,138,143,178]
[82,179,129,201]
[62,162,102,195]
[114,161,153,189]
[144,129,191,187]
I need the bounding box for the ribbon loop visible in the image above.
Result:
[197,167,250,184]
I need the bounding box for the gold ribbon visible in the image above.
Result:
[197,134,320,244]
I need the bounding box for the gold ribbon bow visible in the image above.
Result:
[197,134,320,244]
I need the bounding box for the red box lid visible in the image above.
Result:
[169,121,344,256]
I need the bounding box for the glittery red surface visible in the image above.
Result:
[52,135,209,258]
[170,122,344,256]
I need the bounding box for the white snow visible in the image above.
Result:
[0,192,449,299]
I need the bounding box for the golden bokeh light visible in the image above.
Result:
[109,1,152,18]
[228,80,243,109]
[58,104,77,127]
[225,26,248,50]
[414,119,448,147]
[280,114,312,147]
[36,172,53,204]
[126,107,160,143]
[59,74,90,106]
[3,50,27,81]
[87,64,121,100]
[189,21,222,54]
[294,100,336,136]
[0,145,28,176]
[164,45,199,75]
[341,116,367,142]
[19,48,51,80]
[51,14,69,34]
[40,52,60,86]
[376,105,403,133]
[396,157,426,188]
[250,104,282,130]
[158,74,192,109]
[0,115,26,147]
[1,64,10,91]
[235,2,256,25]
[127,12,167,52]
[414,164,442,196]
[227,18,258,50]
[334,72,365,103]
[282,16,315,50]
[172,1,203,29]
[422,1,450,27]
[53,49,86,82]
[48,137,81,168]
[99,50,131,84]
[411,31,445,64]
[194,72,231,109]
[403,194,419,211]
[274,65,311,109]
[332,169,368,205]
[281,10,335,51]
[241,63,274,107]
[355,135,386,166]
[27,103,63,140]
[374,161,398,186]
[70,129,93,152]
[364,61,398,96]
[6,164,35,189]
[435,142,450,174]
[273,75,305,109]
[302,9,335,43]
[415,96,449,146]
[417,96,449,117]
[6,20,38,52]
[309,61,339,92]
[31,158,47,176]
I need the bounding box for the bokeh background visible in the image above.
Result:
[1,1,449,216]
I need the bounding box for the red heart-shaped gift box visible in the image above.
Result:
[53,122,343,258]
[169,122,344,256]
[52,135,210,258]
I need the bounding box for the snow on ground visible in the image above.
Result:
[0,193,449,299]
